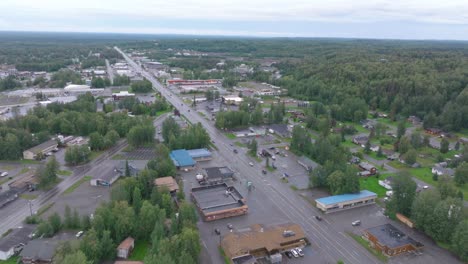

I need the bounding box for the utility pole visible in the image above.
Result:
[28,201,33,216]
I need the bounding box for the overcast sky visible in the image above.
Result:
[1,0,468,40]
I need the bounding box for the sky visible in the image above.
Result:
[1,0,468,40]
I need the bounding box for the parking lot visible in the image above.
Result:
[121,147,156,160]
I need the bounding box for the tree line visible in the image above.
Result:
[55,143,200,264]
[162,117,210,150]
[386,173,467,261]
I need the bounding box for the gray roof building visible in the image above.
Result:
[0,225,35,260]
[20,239,57,264]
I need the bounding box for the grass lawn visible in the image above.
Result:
[348,232,388,263]
[225,133,236,139]
[19,167,30,174]
[360,175,389,197]
[344,122,368,133]
[197,111,206,117]
[0,177,9,185]
[0,165,14,171]
[128,241,149,261]
[63,176,92,195]
[364,151,386,160]
[37,202,55,216]
[57,170,72,176]
[111,154,126,160]
[0,256,19,264]
[0,159,40,165]
[156,109,171,116]
[266,166,276,172]
[20,193,38,200]
[89,150,104,161]
[342,140,358,149]
[234,142,246,148]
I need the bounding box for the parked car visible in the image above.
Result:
[0,172,8,177]
[249,162,254,166]
[295,247,304,257]
[352,220,361,226]
[76,231,84,238]
[262,169,267,175]
[315,215,322,221]
[290,249,299,258]
[233,149,238,153]
[285,251,293,258]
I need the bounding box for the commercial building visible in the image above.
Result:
[90,171,120,187]
[117,237,135,259]
[112,91,135,100]
[315,190,377,213]
[197,167,234,185]
[167,79,222,86]
[191,183,248,221]
[186,148,212,161]
[20,240,57,264]
[268,124,291,138]
[363,224,423,257]
[0,189,19,208]
[222,95,244,105]
[0,225,35,260]
[154,176,179,194]
[170,150,196,170]
[221,223,308,263]
[22,139,58,160]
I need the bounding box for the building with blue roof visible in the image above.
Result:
[170,149,196,170]
[315,190,377,213]
[187,148,212,161]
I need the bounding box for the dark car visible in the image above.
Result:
[233,149,238,153]
[315,215,322,221]
[285,251,293,259]
[262,169,267,175]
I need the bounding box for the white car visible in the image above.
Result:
[295,247,304,257]
[249,162,254,166]
[76,231,84,238]
[423,185,429,189]
[290,249,299,258]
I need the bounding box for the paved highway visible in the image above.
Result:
[116,47,380,264]
[0,140,128,236]
[105,59,115,84]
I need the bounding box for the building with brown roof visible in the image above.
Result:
[154,176,179,194]
[117,237,134,259]
[363,224,423,257]
[221,223,308,263]
[191,183,248,222]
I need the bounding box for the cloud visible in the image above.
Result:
[0,0,467,39]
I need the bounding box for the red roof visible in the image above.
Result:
[117,237,134,250]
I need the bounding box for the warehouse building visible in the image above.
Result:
[363,224,423,257]
[191,183,248,221]
[22,139,58,160]
[170,149,196,170]
[221,223,308,263]
[186,148,212,161]
[197,167,234,185]
[315,190,377,213]
[0,225,35,260]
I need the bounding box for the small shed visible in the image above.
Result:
[154,176,179,194]
[117,237,135,259]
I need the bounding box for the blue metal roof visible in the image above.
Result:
[187,148,212,158]
[315,190,377,205]
[170,149,195,167]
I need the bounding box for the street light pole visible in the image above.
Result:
[28,201,33,216]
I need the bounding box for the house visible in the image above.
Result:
[297,156,317,172]
[117,237,135,259]
[268,124,291,138]
[363,224,423,257]
[358,162,377,176]
[352,135,369,146]
[431,165,455,177]
[425,128,443,135]
[154,176,179,194]
[221,223,308,263]
[22,139,58,160]
[0,225,35,260]
[407,116,421,125]
[20,240,57,264]
[370,145,380,152]
[349,156,361,164]
[458,137,468,144]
